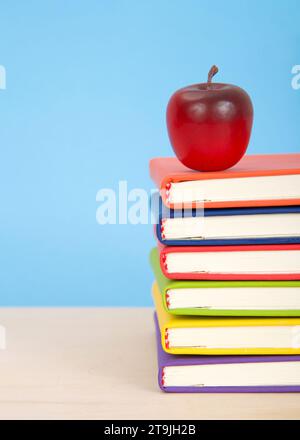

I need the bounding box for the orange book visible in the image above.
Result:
[149,153,300,209]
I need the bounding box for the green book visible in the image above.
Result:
[150,248,300,317]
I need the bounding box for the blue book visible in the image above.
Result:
[152,194,300,246]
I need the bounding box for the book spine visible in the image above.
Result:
[165,182,172,206]
[165,328,170,349]
[165,292,170,309]
[160,219,166,240]
[161,252,169,276]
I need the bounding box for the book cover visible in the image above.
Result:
[155,313,300,393]
[158,243,300,281]
[152,282,300,355]
[149,153,300,209]
[154,195,300,246]
[150,247,300,316]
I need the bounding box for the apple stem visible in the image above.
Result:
[207,65,219,83]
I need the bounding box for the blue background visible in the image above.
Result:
[0,0,299,305]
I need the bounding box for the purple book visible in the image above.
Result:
[154,313,300,393]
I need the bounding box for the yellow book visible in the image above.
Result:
[152,282,300,355]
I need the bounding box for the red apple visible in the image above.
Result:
[166,66,254,171]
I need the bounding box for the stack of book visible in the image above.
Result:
[149,153,300,392]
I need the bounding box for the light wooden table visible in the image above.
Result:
[0,308,299,420]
